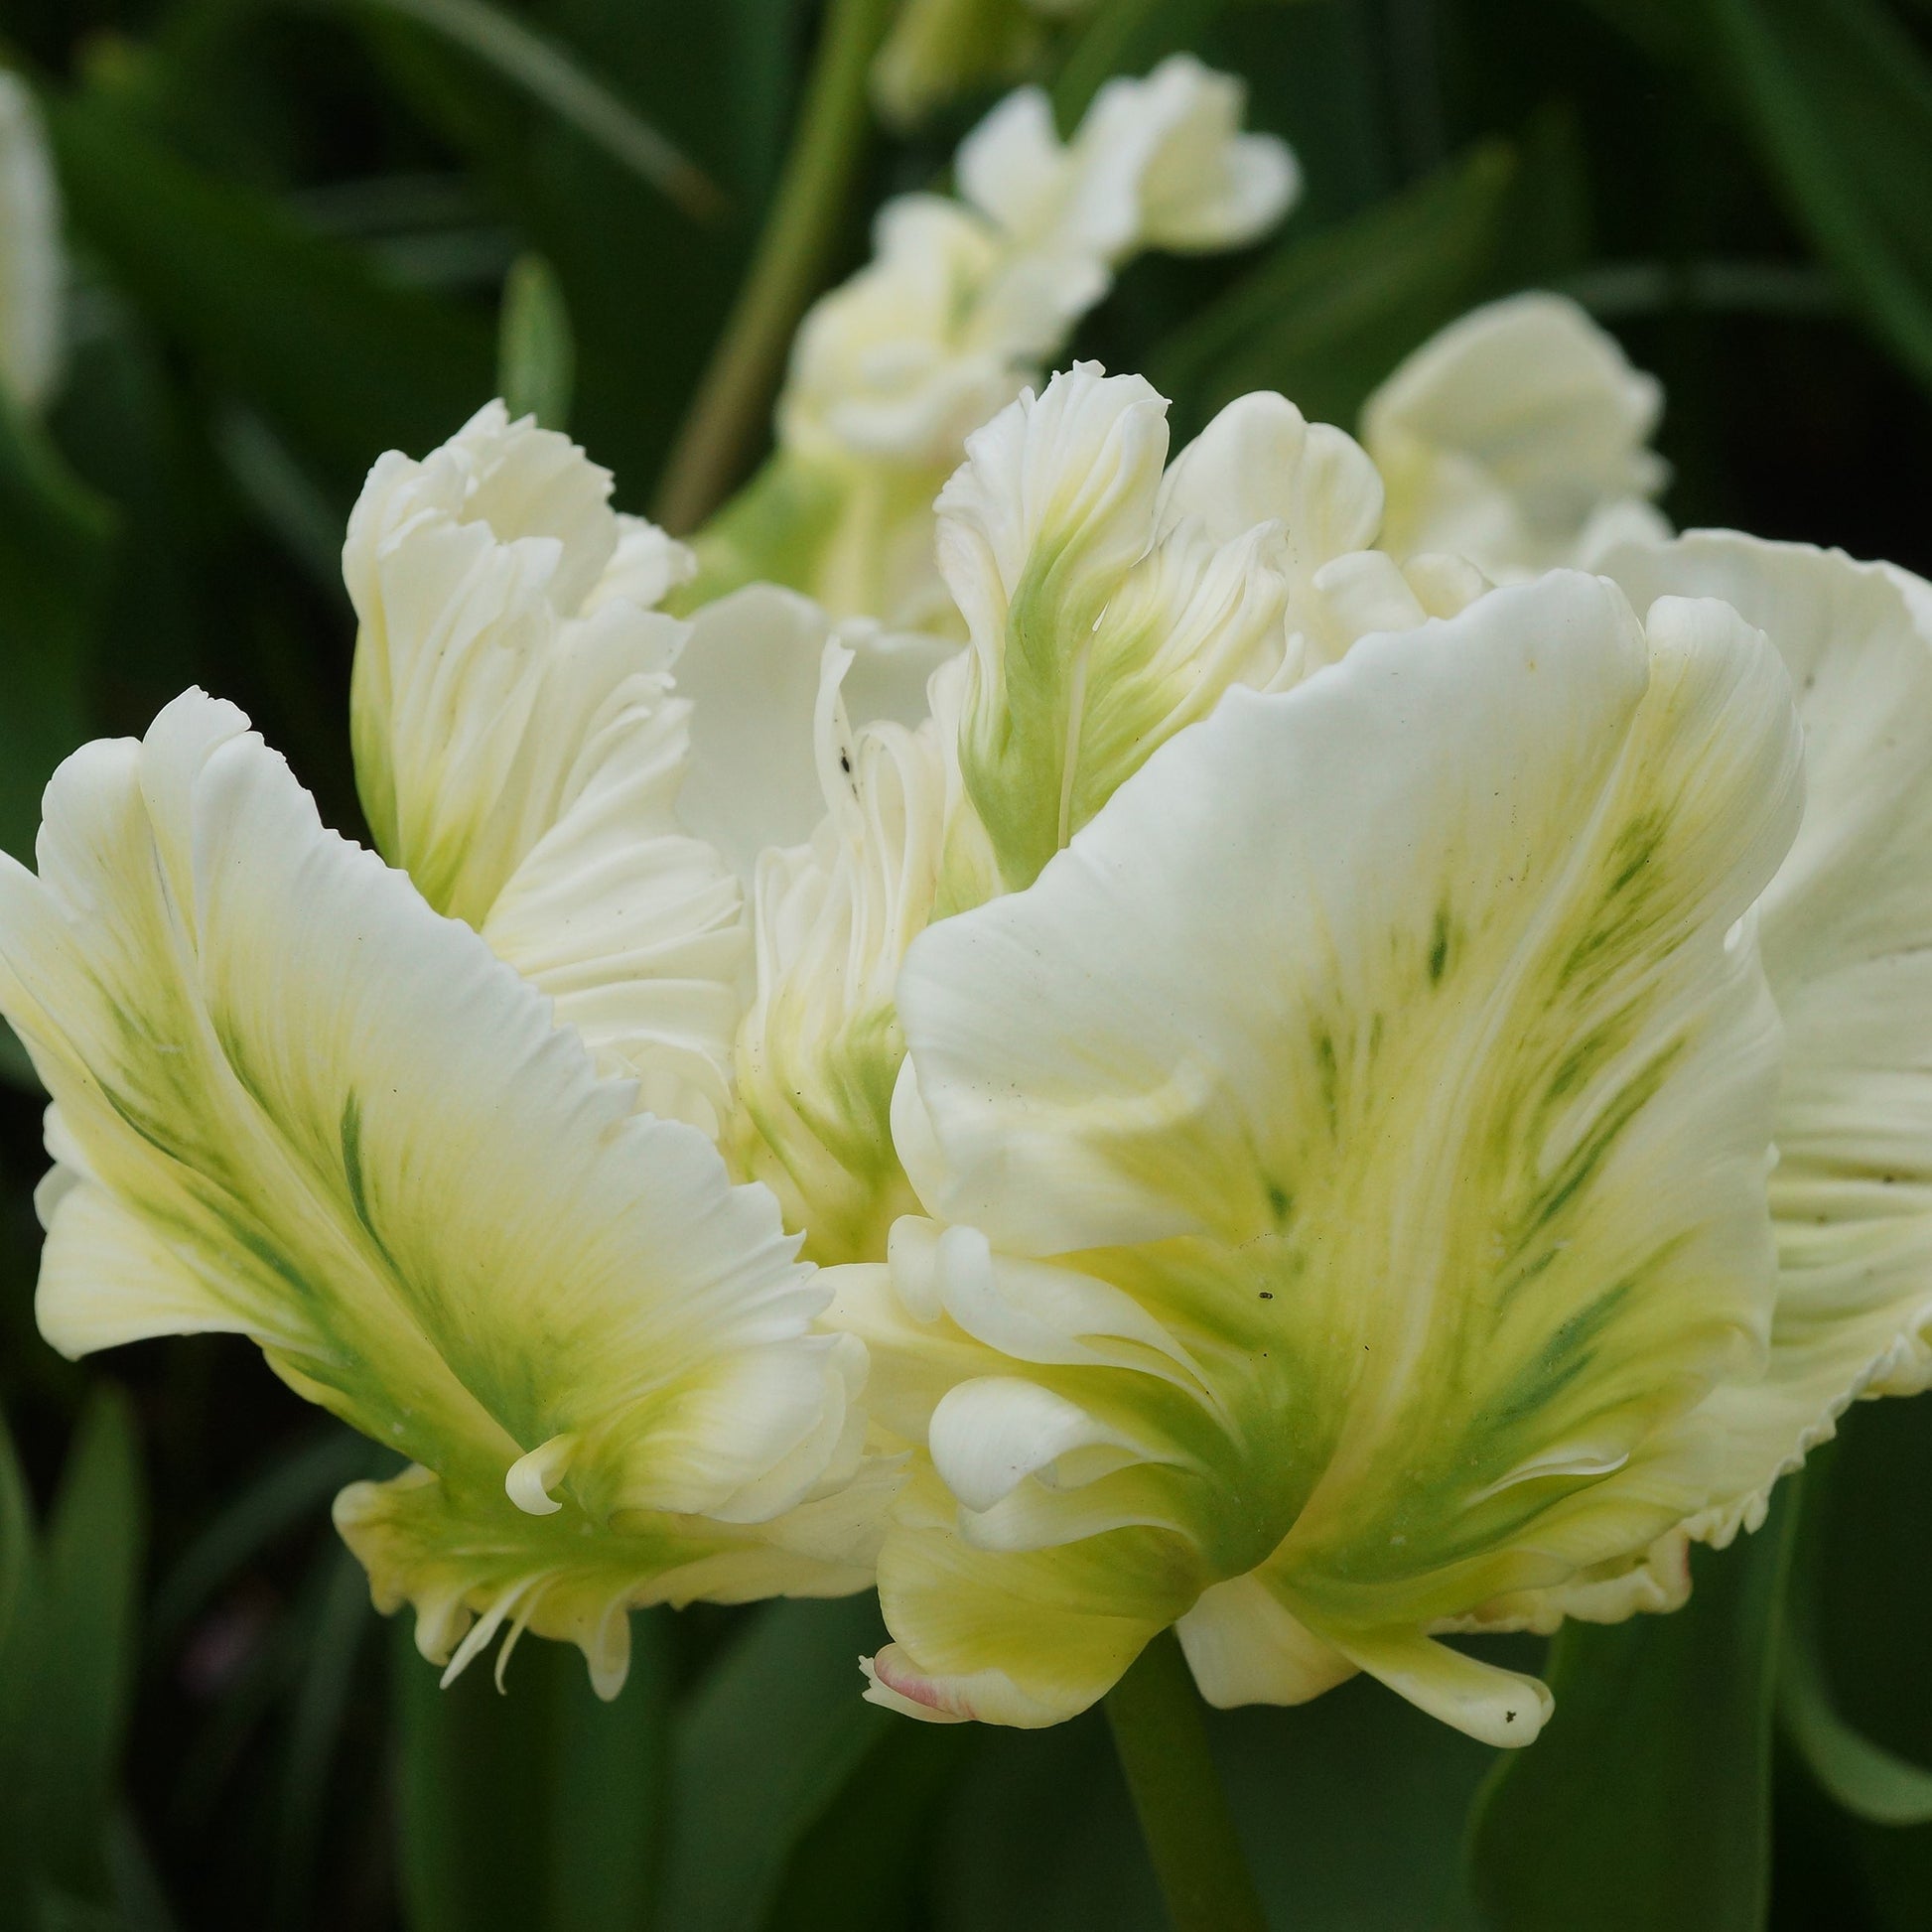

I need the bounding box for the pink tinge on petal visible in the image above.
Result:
[861,1644,974,1724]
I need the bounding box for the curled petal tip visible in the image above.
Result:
[505,1433,578,1516]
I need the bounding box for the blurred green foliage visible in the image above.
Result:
[3,0,1932,1925]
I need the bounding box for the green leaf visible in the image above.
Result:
[356,1,803,497]
[1468,1490,1797,1932]
[497,254,575,432]
[393,1611,670,1932]
[47,90,494,489]
[352,0,727,221]
[273,1545,377,1919]
[656,1595,894,1932]
[0,400,115,871]
[1792,1395,1932,1928]
[930,1665,1505,1932]
[769,1722,978,1932]
[0,1406,33,1661]
[151,1426,385,1651]
[1780,1630,1932,1828]
[1702,0,1932,395]
[1145,141,1521,438]
[8,1395,147,1911]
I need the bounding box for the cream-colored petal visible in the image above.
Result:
[878,572,1803,1731]
[0,694,865,1553]
[1126,59,1301,253]
[729,642,950,1263]
[863,1467,1196,1726]
[936,363,1171,892]
[674,584,953,886]
[338,1454,891,1698]
[960,59,1298,263]
[1600,531,1932,1534]
[954,86,1069,247]
[1175,1574,1357,1708]
[346,404,743,1127]
[1364,293,1667,580]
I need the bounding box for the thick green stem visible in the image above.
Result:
[1105,1630,1270,1932]
[652,0,898,534]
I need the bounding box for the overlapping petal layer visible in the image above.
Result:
[936,363,1462,902]
[1600,533,1932,1535]
[346,402,744,1131]
[840,572,1805,1741]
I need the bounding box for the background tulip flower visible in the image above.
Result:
[683,60,1300,632]
[1362,292,1671,582]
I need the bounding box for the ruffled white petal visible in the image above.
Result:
[1599,531,1932,1536]
[1363,293,1668,580]
[957,58,1299,262]
[0,693,883,1686]
[861,572,1804,1736]
[346,402,742,1131]
[729,640,951,1263]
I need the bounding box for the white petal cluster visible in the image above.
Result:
[346,400,745,1132]
[700,59,1299,631]
[0,72,64,414]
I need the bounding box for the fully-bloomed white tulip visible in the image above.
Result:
[741,363,1932,1750]
[0,413,916,1698]
[1363,292,1670,581]
[0,72,63,414]
[691,61,1299,631]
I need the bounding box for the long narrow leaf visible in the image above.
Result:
[1468,1490,1797,1932]
[351,0,726,220]
[1780,1635,1932,1828]
[394,1613,670,1932]
[18,1395,147,1906]
[1705,0,1932,393]
[657,1596,893,1932]
[48,93,494,487]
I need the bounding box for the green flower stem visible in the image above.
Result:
[1104,1629,1270,1932]
[652,0,898,534]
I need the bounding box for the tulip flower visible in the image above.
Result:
[688,59,1300,630]
[870,0,1098,130]
[808,367,1932,1750]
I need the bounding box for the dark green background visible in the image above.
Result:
[1,1,1930,1925]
